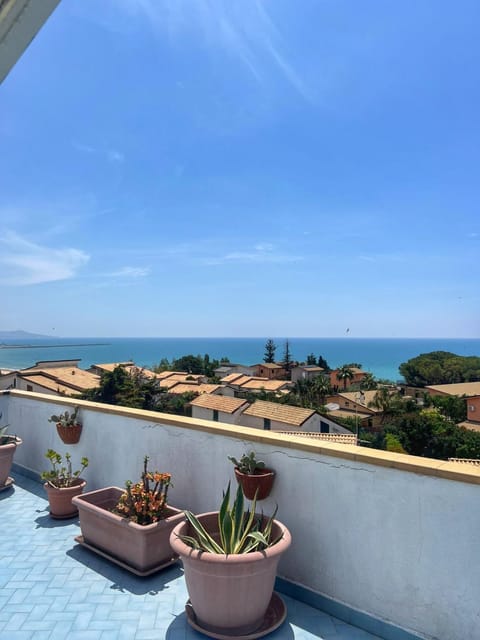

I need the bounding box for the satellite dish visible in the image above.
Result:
[325,403,340,411]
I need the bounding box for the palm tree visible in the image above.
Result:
[360,373,377,391]
[368,387,402,424]
[336,365,354,390]
[314,375,332,405]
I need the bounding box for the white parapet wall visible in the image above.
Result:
[2,390,479,640]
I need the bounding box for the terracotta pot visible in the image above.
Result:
[170,511,291,636]
[72,487,184,573]
[56,423,82,444]
[234,467,275,500]
[0,437,22,487]
[44,478,87,518]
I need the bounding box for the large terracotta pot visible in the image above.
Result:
[72,487,184,573]
[56,423,82,444]
[170,511,291,636]
[234,467,275,500]
[0,437,22,487]
[44,478,87,518]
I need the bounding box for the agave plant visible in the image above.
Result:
[178,483,281,554]
[0,421,15,446]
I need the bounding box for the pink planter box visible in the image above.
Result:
[73,486,184,573]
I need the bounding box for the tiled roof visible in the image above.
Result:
[89,362,133,372]
[457,421,480,432]
[338,390,383,412]
[190,394,249,413]
[223,374,253,385]
[239,378,290,391]
[426,382,480,397]
[324,408,371,421]
[255,363,283,369]
[17,374,82,396]
[21,368,100,391]
[220,372,244,383]
[168,383,221,395]
[242,400,315,426]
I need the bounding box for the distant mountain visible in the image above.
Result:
[0,330,53,340]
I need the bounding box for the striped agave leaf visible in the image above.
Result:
[178,482,281,554]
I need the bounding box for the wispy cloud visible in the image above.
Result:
[111,0,309,99]
[204,243,302,265]
[73,141,125,163]
[0,232,89,285]
[106,266,151,278]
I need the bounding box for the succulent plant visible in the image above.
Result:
[41,449,88,488]
[178,482,281,554]
[48,407,80,428]
[228,451,266,475]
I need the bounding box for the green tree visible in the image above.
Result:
[306,353,317,365]
[152,358,171,372]
[172,354,205,374]
[282,339,294,374]
[317,355,330,371]
[83,366,160,410]
[336,365,354,390]
[368,387,403,424]
[263,339,277,364]
[385,433,407,454]
[314,375,332,404]
[431,395,467,423]
[399,351,480,386]
[360,373,377,391]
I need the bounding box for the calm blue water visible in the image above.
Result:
[1,337,480,382]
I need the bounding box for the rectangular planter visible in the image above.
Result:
[72,486,184,573]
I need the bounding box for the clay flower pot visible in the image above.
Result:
[44,478,87,518]
[0,436,22,488]
[234,467,275,500]
[170,511,291,636]
[72,487,184,574]
[56,423,82,444]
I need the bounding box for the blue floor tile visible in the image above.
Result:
[0,473,387,640]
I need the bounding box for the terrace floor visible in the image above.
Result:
[0,472,386,640]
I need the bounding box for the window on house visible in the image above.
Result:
[263,418,271,430]
[320,421,329,433]
[345,401,350,407]
[27,385,33,392]
[213,410,219,422]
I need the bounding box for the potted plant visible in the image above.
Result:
[228,451,275,500]
[41,449,89,518]
[170,483,291,637]
[72,456,185,575]
[48,407,82,444]
[0,421,22,490]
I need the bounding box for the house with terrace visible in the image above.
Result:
[238,400,321,432]
[291,364,327,383]
[253,362,287,379]
[329,366,368,390]
[220,374,293,398]
[425,381,480,398]
[0,359,100,397]
[190,393,249,424]
[326,389,385,430]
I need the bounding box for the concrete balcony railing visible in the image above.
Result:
[2,389,479,640]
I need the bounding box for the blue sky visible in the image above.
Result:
[1,0,479,338]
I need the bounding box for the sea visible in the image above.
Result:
[1,337,480,382]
